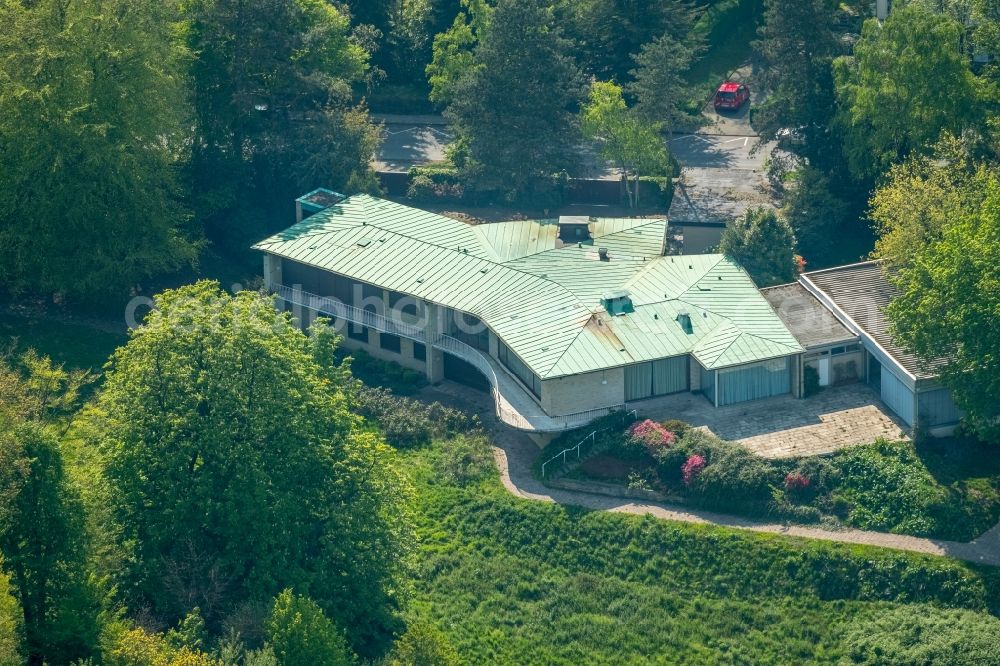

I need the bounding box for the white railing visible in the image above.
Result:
[272,284,632,433]
[540,409,638,477]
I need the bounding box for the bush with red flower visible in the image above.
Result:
[785,472,811,492]
[681,454,706,486]
[625,419,676,455]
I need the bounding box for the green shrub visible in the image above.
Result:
[803,364,821,397]
[267,590,352,666]
[832,439,949,535]
[841,605,1000,665]
[355,386,477,449]
[348,350,427,396]
[386,620,460,666]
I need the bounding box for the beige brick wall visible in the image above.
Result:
[541,367,625,416]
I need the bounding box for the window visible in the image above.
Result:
[379,333,401,354]
[830,344,860,356]
[497,341,541,398]
[347,323,369,343]
[413,342,426,361]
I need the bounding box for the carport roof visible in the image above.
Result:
[254,195,802,378]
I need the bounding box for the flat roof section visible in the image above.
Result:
[801,261,943,379]
[760,282,856,350]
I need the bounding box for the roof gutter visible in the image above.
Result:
[798,273,917,383]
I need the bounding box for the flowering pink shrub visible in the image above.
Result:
[681,454,706,486]
[784,472,811,492]
[626,419,676,453]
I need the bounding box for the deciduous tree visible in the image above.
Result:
[0,0,200,301]
[95,282,411,655]
[718,208,797,287]
[834,5,984,181]
[267,590,352,666]
[581,81,670,208]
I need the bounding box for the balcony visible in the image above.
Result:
[273,284,624,432]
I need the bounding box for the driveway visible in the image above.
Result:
[373,114,453,171]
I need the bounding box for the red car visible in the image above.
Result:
[713,81,750,110]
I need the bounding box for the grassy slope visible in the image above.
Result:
[405,440,1000,665]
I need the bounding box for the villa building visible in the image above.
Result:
[255,191,961,436]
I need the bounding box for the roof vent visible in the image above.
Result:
[598,247,610,262]
[676,310,694,334]
[601,289,634,316]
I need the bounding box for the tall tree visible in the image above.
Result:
[629,32,699,130]
[0,566,20,666]
[560,0,696,82]
[752,0,841,168]
[0,0,199,301]
[718,208,797,287]
[885,178,1000,440]
[425,0,492,106]
[185,0,379,254]
[834,5,984,181]
[870,135,991,268]
[94,282,412,655]
[581,81,670,208]
[446,0,583,200]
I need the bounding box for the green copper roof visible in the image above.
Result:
[254,195,802,379]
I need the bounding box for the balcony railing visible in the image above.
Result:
[272,284,625,432]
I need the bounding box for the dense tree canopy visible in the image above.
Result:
[94,282,412,654]
[581,81,670,207]
[185,0,379,255]
[834,4,986,181]
[0,568,19,666]
[719,208,797,287]
[267,589,352,666]
[752,0,841,167]
[883,169,1000,439]
[446,0,583,200]
[0,0,200,301]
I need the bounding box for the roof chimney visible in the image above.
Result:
[598,247,609,261]
[676,311,693,334]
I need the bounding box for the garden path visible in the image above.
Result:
[417,383,1000,568]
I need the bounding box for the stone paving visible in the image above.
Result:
[629,384,908,458]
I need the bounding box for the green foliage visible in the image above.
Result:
[446,0,584,202]
[185,0,377,255]
[404,438,1000,664]
[841,605,1000,666]
[94,282,412,654]
[0,567,20,666]
[886,177,1000,441]
[781,164,864,267]
[427,434,496,486]
[426,3,487,106]
[834,4,987,181]
[102,622,220,666]
[0,314,125,375]
[580,81,670,208]
[871,135,995,268]
[267,590,352,666]
[832,439,948,534]
[354,385,476,448]
[718,207,797,287]
[629,31,700,130]
[0,421,100,665]
[385,620,460,666]
[0,0,200,301]
[751,0,840,166]
[347,349,429,395]
[562,0,697,84]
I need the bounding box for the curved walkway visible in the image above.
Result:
[419,383,1000,567]
[491,426,1000,566]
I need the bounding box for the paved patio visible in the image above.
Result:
[629,384,908,457]
[423,381,907,458]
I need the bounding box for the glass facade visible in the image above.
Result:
[497,341,541,398]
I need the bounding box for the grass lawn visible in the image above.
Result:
[0,312,125,373]
[404,437,1000,664]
